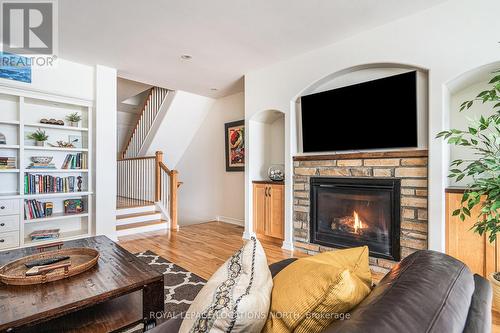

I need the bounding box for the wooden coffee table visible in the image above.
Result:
[0,236,164,332]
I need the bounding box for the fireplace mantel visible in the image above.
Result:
[293,149,428,161]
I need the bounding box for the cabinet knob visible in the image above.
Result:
[0,206,4,210]
[0,239,4,243]
[0,223,4,227]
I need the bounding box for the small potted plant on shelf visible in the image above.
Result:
[437,69,500,309]
[66,112,81,127]
[27,129,49,147]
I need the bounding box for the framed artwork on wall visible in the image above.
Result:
[0,52,32,83]
[225,120,245,172]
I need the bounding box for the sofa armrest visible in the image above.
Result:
[463,274,492,333]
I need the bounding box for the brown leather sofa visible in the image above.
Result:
[151,250,492,333]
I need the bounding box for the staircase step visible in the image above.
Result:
[116,219,165,231]
[116,211,162,225]
[116,205,157,216]
[116,220,169,237]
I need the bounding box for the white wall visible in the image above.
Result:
[249,112,285,180]
[146,91,215,168]
[95,65,117,239]
[449,81,492,186]
[244,0,500,251]
[176,92,245,225]
[0,59,95,101]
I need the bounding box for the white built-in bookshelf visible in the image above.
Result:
[0,86,93,249]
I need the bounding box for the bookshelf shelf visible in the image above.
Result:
[24,146,89,152]
[0,120,20,125]
[0,169,20,173]
[0,87,93,250]
[24,229,90,246]
[24,123,89,132]
[0,192,20,198]
[23,191,92,199]
[24,169,89,173]
[24,212,89,224]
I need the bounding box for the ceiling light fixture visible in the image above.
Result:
[180,54,192,60]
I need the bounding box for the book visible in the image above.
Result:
[25,174,78,194]
[29,229,60,241]
[24,200,54,219]
[61,153,87,169]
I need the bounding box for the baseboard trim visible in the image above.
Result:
[215,216,244,226]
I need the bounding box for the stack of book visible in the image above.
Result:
[25,174,76,194]
[0,157,16,169]
[24,199,53,219]
[61,153,87,169]
[27,161,56,169]
[29,229,60,241]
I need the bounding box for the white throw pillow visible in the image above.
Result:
[179,237,273,333]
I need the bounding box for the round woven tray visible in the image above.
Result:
[0,248,99,285]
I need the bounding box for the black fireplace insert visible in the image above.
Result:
[309,177,401,261]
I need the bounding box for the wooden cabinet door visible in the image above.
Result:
[253,184,267,235]
[267,184,284,240]
[446,192,497,277]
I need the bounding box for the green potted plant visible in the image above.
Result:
[437,69,500,307]
[66,112,81,127]
[27,129,49,147]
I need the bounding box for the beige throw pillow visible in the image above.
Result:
[179,237,273,333]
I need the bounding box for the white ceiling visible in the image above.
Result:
[59,0,447,98]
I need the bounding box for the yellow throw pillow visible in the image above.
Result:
[263,246,372,333]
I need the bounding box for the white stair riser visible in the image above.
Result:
[117,222,168,237]
[116,213,162,226]
[116,205,156,216]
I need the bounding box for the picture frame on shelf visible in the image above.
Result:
[64,199,84,214]
[224,120,245,172]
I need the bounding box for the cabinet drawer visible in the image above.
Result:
[0,231,19,250]
[0,215,19,232]
[0,199,19,216]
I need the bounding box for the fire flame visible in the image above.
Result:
[353,211,363,234]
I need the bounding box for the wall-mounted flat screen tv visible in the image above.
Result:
[300,71,418,153]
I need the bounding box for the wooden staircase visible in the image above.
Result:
[117,86,180,235]
[116,203,165,236]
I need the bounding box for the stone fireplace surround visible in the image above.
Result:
[293,149,428,275]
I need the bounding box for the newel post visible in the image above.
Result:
[170,170,179,230]
[155,151,163,202]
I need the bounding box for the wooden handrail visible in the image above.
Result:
[159,161,171,174]
[117,155,156,162]
[120,88,153,159]
[118,150,179,231]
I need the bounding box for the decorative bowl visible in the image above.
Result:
[268,164,285,182]
[31,156,53,164]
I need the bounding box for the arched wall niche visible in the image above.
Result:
[292,63,429,155]
[445,61,500,186]
[249,109,285,181]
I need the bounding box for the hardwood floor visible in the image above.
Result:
[118,221,307,280]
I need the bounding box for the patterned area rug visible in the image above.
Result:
[136,250,207,317]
